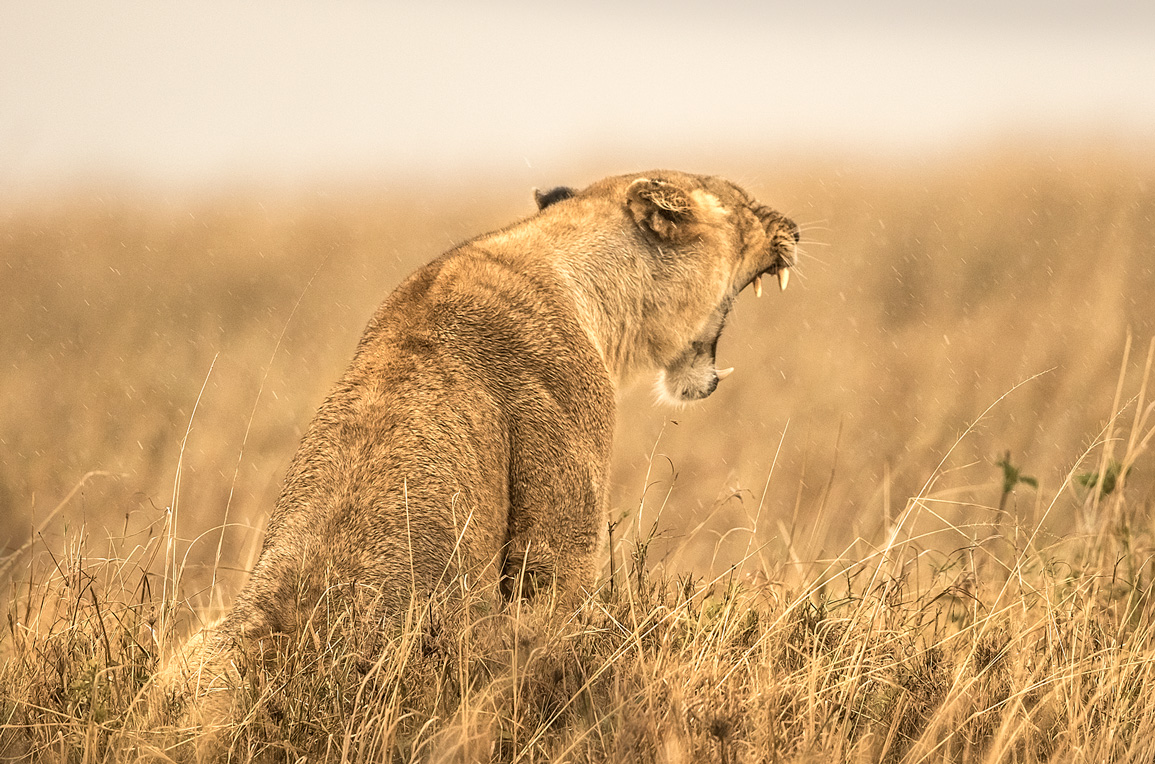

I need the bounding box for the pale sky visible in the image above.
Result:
[2,0,1154,193]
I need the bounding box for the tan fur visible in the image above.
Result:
[145,170,799,741]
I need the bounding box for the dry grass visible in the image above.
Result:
[2,148,1155,761]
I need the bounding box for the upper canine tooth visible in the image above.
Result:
[715,367,735,380]
[777,268,790,291]
[753,275,763,298]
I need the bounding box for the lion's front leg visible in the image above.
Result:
[500,528,603,609]
[501,456,608,609]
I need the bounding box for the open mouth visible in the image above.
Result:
[657,228,796,404]
[678,255,792,398]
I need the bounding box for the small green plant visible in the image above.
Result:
[995,451,1038,512]
[1076,459,1131,498]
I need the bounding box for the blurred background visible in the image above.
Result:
[2,1,1154,597]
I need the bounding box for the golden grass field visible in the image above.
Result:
[2,148,1155,761]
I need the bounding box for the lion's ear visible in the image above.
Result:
[625,178,697,242]
[533,186,575,211]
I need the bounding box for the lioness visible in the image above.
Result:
[152,170,798,732]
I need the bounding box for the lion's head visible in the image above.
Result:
[534,170,799,404]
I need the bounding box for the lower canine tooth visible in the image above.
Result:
[777,268,790,291]
[753,275,763,297]
[716,367,734,380]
